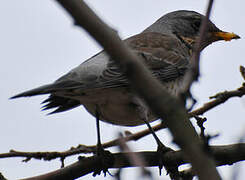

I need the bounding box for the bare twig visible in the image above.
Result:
[20,143,245,180]
[0,124,165,161]
[181,0,214,94]
[240,65,245,81]
[0,148,93,161]
[190,65,245,116]
[189,85,245,116]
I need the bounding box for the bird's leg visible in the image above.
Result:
[134,97,178,177]
[138,107,173,175]
[92,106,114,177]
[142,118,179,178]
[95,108,103,154]
[142,117,163,148]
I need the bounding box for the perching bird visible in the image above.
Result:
[11,10,240,174]
[12,10,239,126]
[11,11,239,165]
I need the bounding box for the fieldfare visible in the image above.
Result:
[12,10,239,125]
[11,10,240,174]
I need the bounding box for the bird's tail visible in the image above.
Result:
[10,84,57,99]
[10,83,81,114]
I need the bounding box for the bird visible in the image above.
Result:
[11,10,239,126]
[11,10,240,173]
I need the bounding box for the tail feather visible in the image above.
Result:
[11,83,81,114]
[10,84,58,99]
[41,95,81,114]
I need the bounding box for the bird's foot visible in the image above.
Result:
[157,143,171,175]
[157,143,179,179]
[92,145,114,177]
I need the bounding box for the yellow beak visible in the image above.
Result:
[214,31,240,41]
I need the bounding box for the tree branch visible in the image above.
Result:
[189,84,245,116]
[181,0,214,94]
[20,143,245,180]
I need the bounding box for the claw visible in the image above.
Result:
[157,143,172,175]
[92,147,114,177]
[156,144,179,179]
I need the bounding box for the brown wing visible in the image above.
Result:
[38,32,191,114]
[98,32,190,88]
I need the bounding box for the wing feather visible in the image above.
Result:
[12,32,190,114]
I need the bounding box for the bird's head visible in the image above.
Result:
[144,10,240,50]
